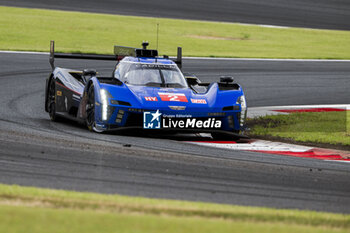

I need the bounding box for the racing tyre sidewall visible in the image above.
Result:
[48,80,59,122]
[85,84,101,133]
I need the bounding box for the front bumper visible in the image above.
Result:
[94,105,247,135]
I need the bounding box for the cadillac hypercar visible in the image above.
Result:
[45,41,247,139]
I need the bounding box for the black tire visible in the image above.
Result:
[85,84,104,133]
[211,132,240,141]
[86,84,96,132]
[47,80,60,122]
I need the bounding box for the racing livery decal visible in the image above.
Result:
[158,92,188,102]
[144,97,158,101]
[191,98,207,104]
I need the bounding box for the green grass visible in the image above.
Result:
[0,6,350,59]
[248,111,350,147]
[0,184,350,233]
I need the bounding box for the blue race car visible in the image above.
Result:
[45,41,247,139]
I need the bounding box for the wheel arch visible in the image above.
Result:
[80,79,96,121]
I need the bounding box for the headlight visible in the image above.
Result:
[100,89,110,121]
[236,95,247,127]
[236,95,247,110]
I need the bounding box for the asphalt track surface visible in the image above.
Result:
[1,0,350,30]
[1,52,350,213]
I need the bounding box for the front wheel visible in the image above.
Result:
[85,85,103,133]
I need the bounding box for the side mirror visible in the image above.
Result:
[184,73,201,86]
[220,76,234,83]
[83,69,97,76]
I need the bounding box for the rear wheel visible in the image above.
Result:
[86,85,96,131]
[48,80,60,121]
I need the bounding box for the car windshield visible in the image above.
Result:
[114,62,188,88]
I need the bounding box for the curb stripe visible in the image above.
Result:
[273,108,347,113]
[250,150,350,161]
[193,141,238,144]
[188,140,350,162]
[189,104,350,163]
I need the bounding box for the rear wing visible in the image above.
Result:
[174,47,182,70]
[49,40,182,70]
[49,41,116,70]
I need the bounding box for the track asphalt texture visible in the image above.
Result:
[0,53,350,213]
[1,0,350,30]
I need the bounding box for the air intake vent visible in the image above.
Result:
[110,100,131,106]
[222,106,240,111]
[218,83,240,91]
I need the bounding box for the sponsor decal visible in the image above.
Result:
[57,90,62,96]
[169,106,186,110]
[72,94,81,100]
[191,98,207,104]
[134,64,177,69]
[144,97,158,101]
[143,110,162,129]
[158,92,188,102]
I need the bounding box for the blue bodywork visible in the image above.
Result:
[88,57,247,134]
